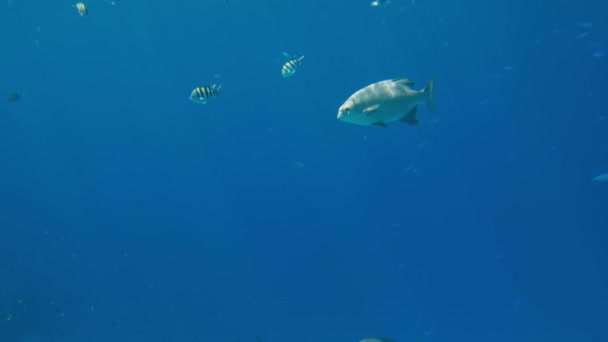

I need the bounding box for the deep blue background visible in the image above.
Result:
[1,0,607,341]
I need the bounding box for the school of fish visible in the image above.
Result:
[8,2,439,132]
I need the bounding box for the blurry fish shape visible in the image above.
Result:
[578,22,593,29]
[360,337,396,342]
[281,54,305,78]
[370,0,390,7]
[337,78,435,127]
[74,2,88,16]
[592,173,608,182]
[7,92,24,103]
[190,84,222,104]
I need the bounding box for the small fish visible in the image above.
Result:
[74,2,88,16]
[337,78,435,127]
[360,337,396,342]
[190,84,222,104]
[592,173,608,182]
[281,55,304,78]
[7,92,24,103]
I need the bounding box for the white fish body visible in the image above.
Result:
[74,2,88,16]
[592,173,608,182]
[337,78,435,127]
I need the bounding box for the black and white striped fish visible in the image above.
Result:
[190,84,222,104]
[281,55,305,78]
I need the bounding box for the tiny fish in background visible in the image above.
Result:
[74,2,88,16]
[360,337,396,342]
[371,0,390,7]
[7,92,24,103]
[592,173,608,182]
[281,55,305,78]
[190,84,222,104]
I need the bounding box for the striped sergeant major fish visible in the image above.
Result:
[281,54,305,78]
[190,84,222,104]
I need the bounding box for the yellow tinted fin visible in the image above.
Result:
[401,106,419,125]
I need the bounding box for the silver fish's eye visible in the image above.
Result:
[342,106,350,112]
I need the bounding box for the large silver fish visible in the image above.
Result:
[337,78,435,127]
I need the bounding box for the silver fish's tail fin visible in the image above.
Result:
[213,84,223,95]
[423,77,436,113]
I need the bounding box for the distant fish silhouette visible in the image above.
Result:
[8,92,23,103]
[592,173,608,182]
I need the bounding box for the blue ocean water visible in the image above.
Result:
[1,0,607,341]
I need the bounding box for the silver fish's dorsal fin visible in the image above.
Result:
[401,106,419,125]
[392,78,415,86]
[372,122,388,128]
[363,104,380,113]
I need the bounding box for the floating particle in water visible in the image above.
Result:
[290,161,305,168]
[514,296,523,314]
[593,51,605,58]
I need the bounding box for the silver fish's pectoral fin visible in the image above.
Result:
[363,104,380,114]
[392,78,415,87]
[400,106,419,125]
[373,122,388,128]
